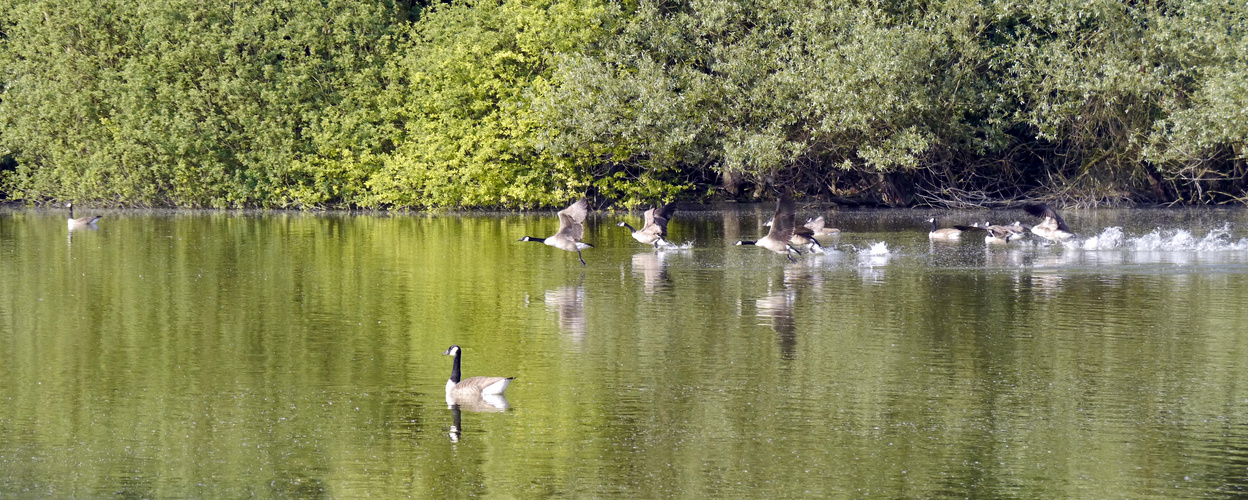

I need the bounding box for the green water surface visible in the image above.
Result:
[2,206,1247,497]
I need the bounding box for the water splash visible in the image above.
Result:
[1075,224,1248,252]
[856,241,892,268]
[657,240,695,250]
[863,241,890,255]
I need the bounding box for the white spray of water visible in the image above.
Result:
[856,242,892,268]
[658,240,696,250]
[1075,224,1248,252]
[864,241,890,255]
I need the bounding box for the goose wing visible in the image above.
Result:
[641,203,675,236]
[765,194,797,242]
[450,376,515,397]
[555,198,589,241]
[1023,203,1072,232]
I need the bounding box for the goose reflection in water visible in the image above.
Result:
[545,284,586,341]
[448,394,510,443]
[631,251,671,295]
[756,266,825,361]
[756,289,798,360]
[67,220,100,246]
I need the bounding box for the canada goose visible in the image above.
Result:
[618,203,675,248]
[927,218,962,239]
[790,224,825,254]
[518,197,593,266]
[955,221,1025,244]
[735,194,802,262]
[764,213,825,253]
[443,345,514,403]
[1023,203,1076,241]
[803,216,841,236]
[1003,221,1030,238]
[66,203,101,228]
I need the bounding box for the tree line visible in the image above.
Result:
[1,0,1244,209]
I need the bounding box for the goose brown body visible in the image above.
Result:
[927,218,962,239]
[954,222,1026,244]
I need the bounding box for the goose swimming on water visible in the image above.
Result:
[443,345,514,404]
[66,203,101,228]
[618,203,675,248]
[735,194,802,262]
[927,218,962,240]
[519,197,593,266]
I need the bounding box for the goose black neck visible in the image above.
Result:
[620,222,636,232]
[930,219,937,232]
[522,236,546,243]
[739,240,756,245]
[449,350,462,383]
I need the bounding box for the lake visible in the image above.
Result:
[2,204,1248,497]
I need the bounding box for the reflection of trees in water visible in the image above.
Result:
[545,285,585,341]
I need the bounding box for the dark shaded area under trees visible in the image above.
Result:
[1,0,1244,209]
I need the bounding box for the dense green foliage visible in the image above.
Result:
[1,0,1245,208]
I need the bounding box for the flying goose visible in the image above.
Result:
[1022,203,1076,241]
[735,194,802,262]
[66,203,101,228]
[443,345,514,403]
[926,218,962,239]
[618,203,675,248]
[519,197,593,266]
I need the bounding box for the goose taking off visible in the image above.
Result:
[927,218,962,240]
[764,212,825,254]
[618,203,675,248]
[1023,203,1076,242]
[443,345,514,403]
[736,194,802,262]
[519,197,593,266]
[790,224,825,254]
[66,203,101,228]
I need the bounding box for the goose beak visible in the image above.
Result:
[442,347,455,355]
